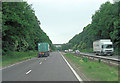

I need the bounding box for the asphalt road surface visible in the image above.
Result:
[2,52,80,81]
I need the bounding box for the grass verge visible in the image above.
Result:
[2,51,38,67]
[64,53,119,81]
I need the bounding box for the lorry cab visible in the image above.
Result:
[101,42,114,55]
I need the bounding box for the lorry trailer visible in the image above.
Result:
[38,43,50,57]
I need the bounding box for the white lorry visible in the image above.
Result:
[93,39,114,56]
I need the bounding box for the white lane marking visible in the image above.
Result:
[26,70,32,75]
[45,59,46,60]
[59,52,83,82]
[39,62,42,64]
[1,58,36,70]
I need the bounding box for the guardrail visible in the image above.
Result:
[70,52,120,66]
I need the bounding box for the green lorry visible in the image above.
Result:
[38,43,50,57]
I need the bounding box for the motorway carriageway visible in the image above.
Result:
[2,51,83,81]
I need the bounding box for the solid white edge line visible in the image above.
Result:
[26,70,32,75]
[59,52,83,82]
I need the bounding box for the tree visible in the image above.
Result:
[2,2,52,55]
[68,1,120,54]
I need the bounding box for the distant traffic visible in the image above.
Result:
[64,39,114,56]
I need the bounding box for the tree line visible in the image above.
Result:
[62,1,120,55]
[2,2,53,55]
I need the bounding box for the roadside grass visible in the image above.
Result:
[64,53,118,81]
[2,51,38,67]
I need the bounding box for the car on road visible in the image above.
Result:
[75,50,80,54]
[65,50,69,53]
[68,49,73,52]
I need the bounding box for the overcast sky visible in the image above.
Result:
[26,0,113,44]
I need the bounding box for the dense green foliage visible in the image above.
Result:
[2,2,52,55]
[64,1,120,55]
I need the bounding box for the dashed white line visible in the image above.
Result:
[26,70,32,75]
[39,62,42,64]
[45,59,46,60]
